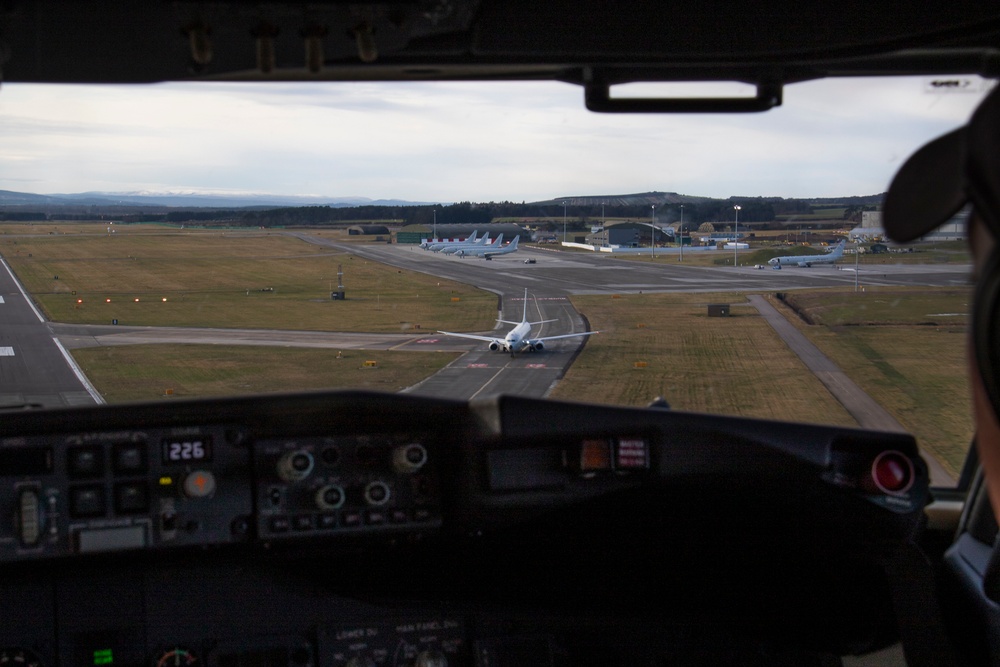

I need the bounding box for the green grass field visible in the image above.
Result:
[3,229,495,332]
[552,293,854,423]
[557,288,973,476]
[71,344,459,402]
[770,288,972,474]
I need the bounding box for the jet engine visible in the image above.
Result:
[531,341,545,351]
[489,341,500,351]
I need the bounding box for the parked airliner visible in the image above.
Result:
[768,239,846,268]
[424,231,486,252]
[455,236,519,259]
[442,234,503,255]
[438,288,598,356]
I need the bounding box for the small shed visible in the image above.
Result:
[707,304,730,317]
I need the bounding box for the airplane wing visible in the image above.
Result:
[436,330,499,342]
[532,331,600,343]
[499,318,557,326]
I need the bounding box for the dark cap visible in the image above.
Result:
[884,83,1000,243]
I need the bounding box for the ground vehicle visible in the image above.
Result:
[0,2,999,665]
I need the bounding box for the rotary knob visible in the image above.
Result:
[393,443,428,474]
[277,450,314,482]
[315,484,346,510]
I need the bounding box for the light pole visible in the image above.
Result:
[679,204,684,262]
[855,238,859,292]
[650,205,656,258]
[733,205,742,267]
[432,208,437,242]
[562,201,567,244]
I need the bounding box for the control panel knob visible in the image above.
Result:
[315,484,346,510]
[153,646,199,666]
[414,649,448,667]
[363,481,391,506]
[277,450,315,482]
[183,470,216,498]
[393,443,428,474]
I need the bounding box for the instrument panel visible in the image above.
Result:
[0,391,932,665]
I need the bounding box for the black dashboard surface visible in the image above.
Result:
[0,391,930,666]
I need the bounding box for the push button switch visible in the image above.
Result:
[68,446,104,479]
[70,485,106,518]
[113,443,147,474]
[114,482,149,514]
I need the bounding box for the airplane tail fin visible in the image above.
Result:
[520,287,555,326]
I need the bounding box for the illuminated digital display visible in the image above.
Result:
[578,439,612,471]
[615,438,649,469]
[161,437,213,464]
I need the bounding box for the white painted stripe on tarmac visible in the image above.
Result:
[52,338,104,404]
[0,258,45,323]
[0,347,13,356]
[0,296,5,303]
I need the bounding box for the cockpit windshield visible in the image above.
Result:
[0,76,986,485]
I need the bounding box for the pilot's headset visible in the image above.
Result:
[884,82,1000,421]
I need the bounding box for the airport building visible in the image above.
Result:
[849,210,966,242]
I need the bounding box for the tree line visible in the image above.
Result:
[0,195,876,229]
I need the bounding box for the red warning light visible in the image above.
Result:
[871,451,914,494]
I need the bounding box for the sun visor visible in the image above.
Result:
[883,127,968,243]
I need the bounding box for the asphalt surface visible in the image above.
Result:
[0,259,100,408]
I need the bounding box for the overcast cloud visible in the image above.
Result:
[0,77,990,202]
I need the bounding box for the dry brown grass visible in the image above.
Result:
[72,344,458,403]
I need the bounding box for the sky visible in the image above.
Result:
[0,76,991,203]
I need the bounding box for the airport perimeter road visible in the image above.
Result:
[748,294,954,486]
[0,258,100,408]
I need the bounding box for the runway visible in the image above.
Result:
[0,258,101,408]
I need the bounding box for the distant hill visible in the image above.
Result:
[0,189,442,209]
[532,191,714,207]
[803,194,884,206]
[534,190,885,209]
